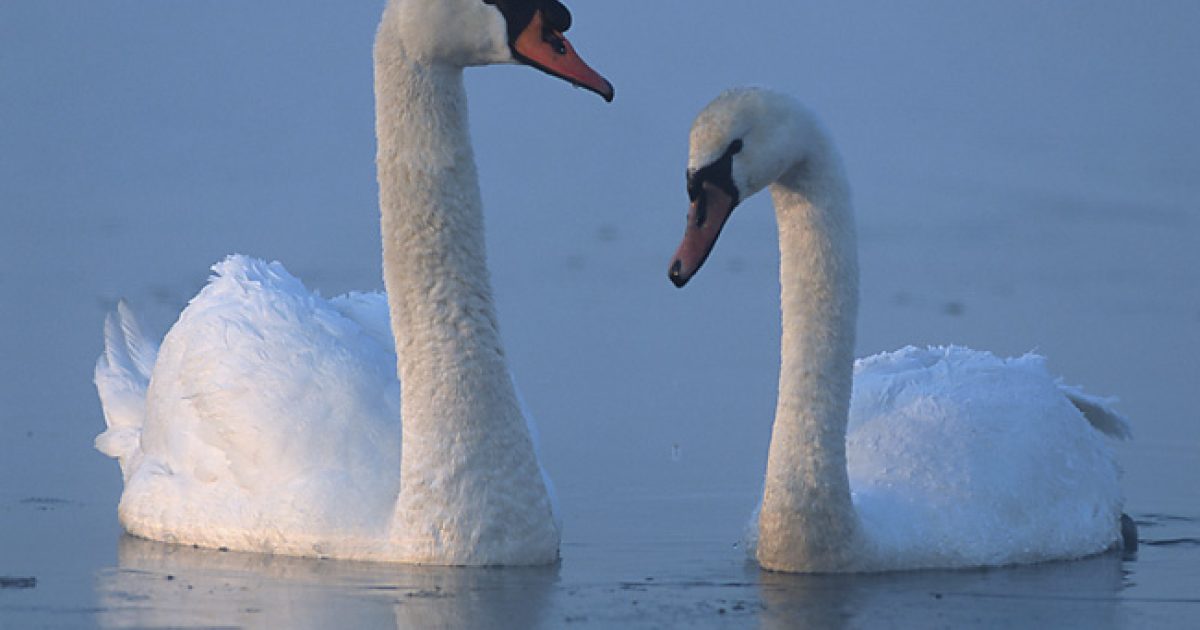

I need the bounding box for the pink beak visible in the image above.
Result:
[513,10,614,102]
[668,181,737,287]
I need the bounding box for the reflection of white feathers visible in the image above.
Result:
[685,88,1130,572]
[97,535,557,630]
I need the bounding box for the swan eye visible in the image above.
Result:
[686,139,743,209]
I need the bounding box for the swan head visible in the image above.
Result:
[379,0,613,101]
[668,88,812,287]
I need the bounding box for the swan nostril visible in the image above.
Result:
[542,28,567,55]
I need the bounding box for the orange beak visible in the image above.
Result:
[512,10,614,102]
[668,182,737,288]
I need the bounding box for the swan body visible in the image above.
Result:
[97,257,401,557]
[95,0,612,566]
[668,88,1131,573]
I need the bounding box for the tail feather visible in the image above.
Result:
[107,300,157,383]
[1059,383,1132,440]
[95,301,158,477]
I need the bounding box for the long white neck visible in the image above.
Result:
[755,126,862,572]
[373,32,558,565]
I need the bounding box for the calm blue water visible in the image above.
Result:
[2,1,1197,627]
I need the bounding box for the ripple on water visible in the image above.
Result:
[1130,513,1200,550]
[1141,538,1200,548]
[1134,513,1199,527]
[19,497,73,512]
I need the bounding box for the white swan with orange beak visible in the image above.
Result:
[95,0,612,566]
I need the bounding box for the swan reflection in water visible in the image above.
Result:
[95,535,557,630]
[757,552,1126,630]
[94,534,1132,627]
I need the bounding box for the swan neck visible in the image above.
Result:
[375,48,513,432]
[373,39,557,562]
[757,138,862,572]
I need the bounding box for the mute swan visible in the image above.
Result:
[667,88,1133,573]
[94,0,613,566]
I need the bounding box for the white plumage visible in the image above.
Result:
[98,257,401,556]
[843,346,1126,570]
[95,0,610,565]
[671,88,1131,572]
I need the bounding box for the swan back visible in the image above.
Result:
[847,346,1124,569]
[140,257,399,496]
[120,257,402,543]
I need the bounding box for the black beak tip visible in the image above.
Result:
[600,80,615,103]
[579,78,614,102]
[668,260,689,288]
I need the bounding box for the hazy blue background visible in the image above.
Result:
[2,1,1197,627]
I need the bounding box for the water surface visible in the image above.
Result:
[2,1,1197,627]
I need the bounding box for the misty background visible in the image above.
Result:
[1,1,1198,624]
